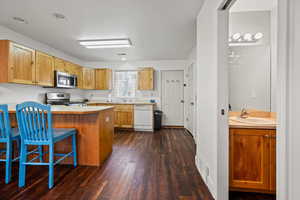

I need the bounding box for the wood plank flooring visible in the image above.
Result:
[0,129,214,200]
[229,191,276,200]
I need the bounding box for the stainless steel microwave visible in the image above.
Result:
[54,71,77,89]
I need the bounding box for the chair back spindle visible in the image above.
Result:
[16,102,53,144]
[0,105,11,140]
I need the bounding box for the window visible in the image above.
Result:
[114,71,137,97]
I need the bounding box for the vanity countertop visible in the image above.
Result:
[229,110,277,130]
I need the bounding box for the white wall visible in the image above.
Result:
[0,25,86,104]
[83,60,187,111]
[195,0,222,197]
[286,0,300,199]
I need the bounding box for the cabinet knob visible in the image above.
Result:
[264,135,270,138]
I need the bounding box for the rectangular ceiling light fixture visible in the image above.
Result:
[79,38,132,48]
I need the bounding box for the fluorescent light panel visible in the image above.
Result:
[85,44,131,49]
[79,39,132,48]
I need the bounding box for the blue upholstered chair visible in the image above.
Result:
[0,104,20,183]
[16,102,77,189]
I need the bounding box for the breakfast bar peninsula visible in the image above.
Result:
[8,105,114,166]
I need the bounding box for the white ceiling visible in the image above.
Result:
[0,0,203,61]
[231,0,277,12]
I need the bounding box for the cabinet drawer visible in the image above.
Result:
[114,105,133,111]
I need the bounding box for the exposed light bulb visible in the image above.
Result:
[243,33,253,41]
[254,32,264,40]
[232,33,241,41]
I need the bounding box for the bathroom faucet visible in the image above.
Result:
[240,108,249,118]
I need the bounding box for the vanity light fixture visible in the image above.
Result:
[229,32,264,46]
[79,38,132,49]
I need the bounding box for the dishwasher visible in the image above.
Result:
[134,105,154,132]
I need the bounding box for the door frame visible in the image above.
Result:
[185,63,196,135]
[160,69,185,126]
[216,0,289,199]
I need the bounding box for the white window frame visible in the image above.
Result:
[113,70,138,98]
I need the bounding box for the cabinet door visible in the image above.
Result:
[54,58,67,73]
[82,68,95,89]
[8,42,36,84]
[35,51,54,86]
[138,68,154,90]
[74,65,83,89]
[229,129,270,191]
[95,69,112,90]
[114,105,134,128]
[115,111,133,128]
[269,130,276,192]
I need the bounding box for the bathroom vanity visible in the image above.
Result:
[229,111,276,194]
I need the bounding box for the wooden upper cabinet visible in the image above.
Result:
[35,51,54,86]
[74,65,83,89]
[0,40,36,85]
[54,57,67,73]
[95,68,112,90]
[229,128,275,193]
[138,67,154,90]
[82,68,95,89]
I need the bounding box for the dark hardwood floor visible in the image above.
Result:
[230,191,276,200]
[0,128,214,200]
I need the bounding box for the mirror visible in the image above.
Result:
[228,11,274,112]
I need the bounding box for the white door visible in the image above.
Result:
[161,70,184,126]
[186,64,195,134]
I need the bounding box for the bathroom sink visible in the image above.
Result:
[229,116,275,125]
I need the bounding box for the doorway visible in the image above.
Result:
[215,0,287,199]
[161,70,184,126]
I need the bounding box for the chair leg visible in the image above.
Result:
[48,144,54,189]
[5,141,12,184]
[18,143,27,187]
[72,134,77,167]
[38,145,43,162]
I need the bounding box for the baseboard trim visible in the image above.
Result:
[185,129,194,138]
[162,126,184,129]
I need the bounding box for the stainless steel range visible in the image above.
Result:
[45,92,87,106]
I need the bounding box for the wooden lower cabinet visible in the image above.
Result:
[229,128,276,193]
[89,104,134,128]
[114,106,134,128]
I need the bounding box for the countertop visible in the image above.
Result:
[229,110,276,129]
[229,118,276,129]
[87,101,156,105]
[8,105,114,115]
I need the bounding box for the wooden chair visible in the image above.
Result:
[16,102,77,189]
[0,104,20,183]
